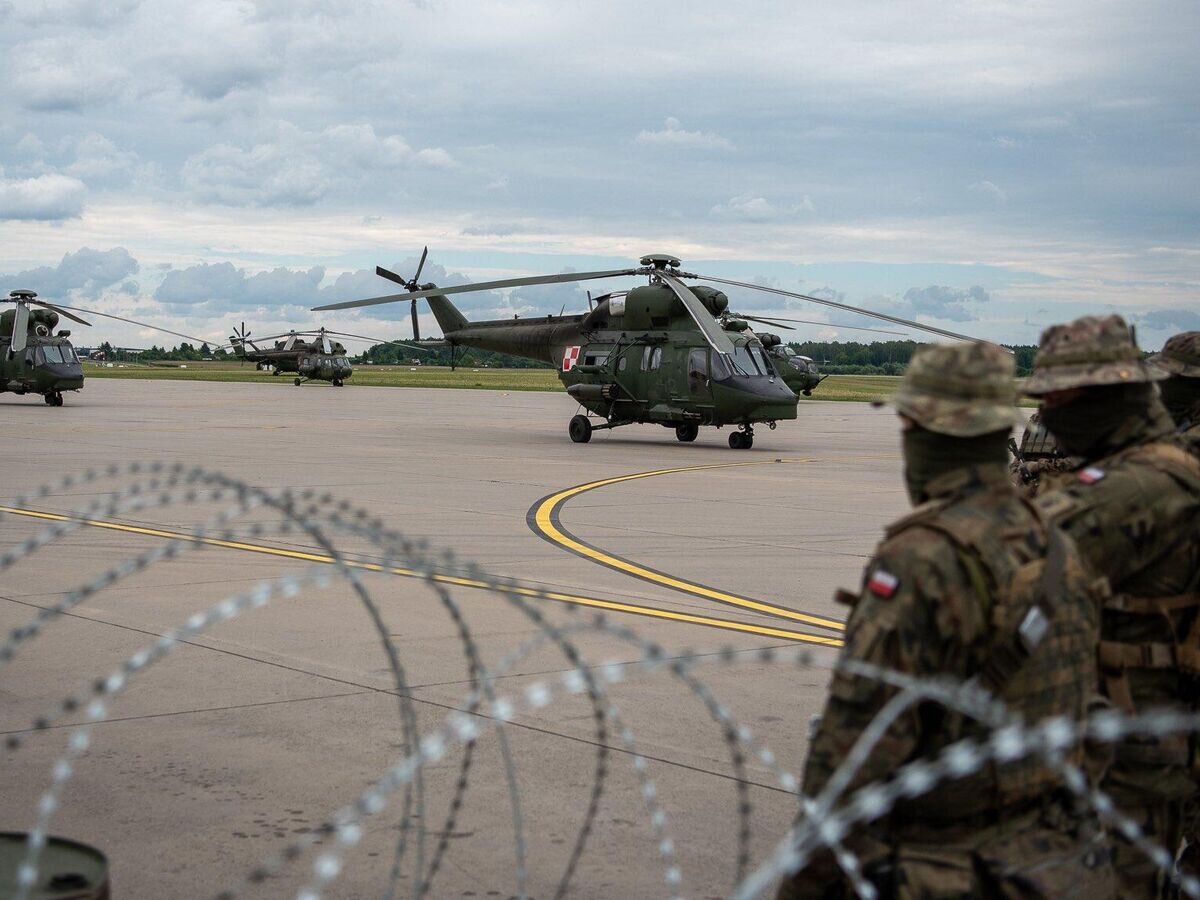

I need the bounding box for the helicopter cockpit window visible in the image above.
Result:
[749,343,772,375]
[731,342,765,376]
[41,344,65,364]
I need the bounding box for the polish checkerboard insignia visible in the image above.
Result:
[1077,466,1106,485]
[866,568,899,599]
[562,345,581,372]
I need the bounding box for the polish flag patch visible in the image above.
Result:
[866,568,900,599]
[562,345,581,372]
[1077,466,1106,485]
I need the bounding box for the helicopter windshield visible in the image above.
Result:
[730,340,771,377]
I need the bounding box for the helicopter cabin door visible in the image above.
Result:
[686,347,713,404]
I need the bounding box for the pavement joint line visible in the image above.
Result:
[0,504,843,647]
[526,459,845,633]
[0,595,802,795]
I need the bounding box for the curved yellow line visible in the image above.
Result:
[0,504,843,647]
[531,460,845,632]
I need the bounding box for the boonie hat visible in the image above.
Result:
[892,341,1019,437]
[1023,314,1167,396]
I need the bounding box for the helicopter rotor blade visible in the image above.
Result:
[10,303,29,353]
[657,272,739,362]
[410,300,420,342]
[734,315,795,332]
[413,245,428,284]
[732,313,904,336]
[321,329,438,352]
[319,329,332,354]
[375,266,408,287]
[313,267,641,312]
[692,275,985,343]
[50,304,217,345]
[27,299,92,326]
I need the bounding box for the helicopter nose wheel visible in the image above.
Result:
[729,427,753,450]
[332,378,343,387]
[43,391,63,407]
[568,414,593,443]
[294,377,302,386]
[675,423,699,443]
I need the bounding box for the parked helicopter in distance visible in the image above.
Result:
[226,323,431,386]
[0,290,89,405]
[316,250,980,448]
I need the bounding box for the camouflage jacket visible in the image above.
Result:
[1034,408,1200,795]
[803,462,1101,820]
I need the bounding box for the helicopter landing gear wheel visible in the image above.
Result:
[332,378,343,387]
[294,378,302,386]
[43,393,53,405]
[675,423,699,443]
[729,428,753,450]
[53,392,63,406]
[569,414,593,444]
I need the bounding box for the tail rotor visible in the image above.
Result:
[376,245,429,342]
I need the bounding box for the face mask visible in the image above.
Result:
[1039,383,1153,456]
[1159,377,1200,426]
[902,425,1010,505]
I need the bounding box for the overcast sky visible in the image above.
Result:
[1,0,1196,350]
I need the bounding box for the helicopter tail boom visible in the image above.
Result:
[424,290,468,335]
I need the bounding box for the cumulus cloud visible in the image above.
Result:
[1138,309,1200,332]
[901,285,990,322]
[156,263,325,310]
[65,133,138,179]
[0,173,86,220]
[15,0,141,27]
[9,40,126,111]
[710,195,776,222]
[636,117,734,150]
[182,143,329,207]
[180,123,455,207]
[1,247,139,298]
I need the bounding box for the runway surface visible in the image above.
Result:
[0,379,911,898]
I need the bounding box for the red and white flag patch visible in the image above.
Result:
[1077,466,1106,485]
[866,568,899,599]
[562,345,581,372]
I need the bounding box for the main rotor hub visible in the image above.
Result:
[9,289,37,301]
[639,253,681,270]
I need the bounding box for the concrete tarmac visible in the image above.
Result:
[0,378,912,898]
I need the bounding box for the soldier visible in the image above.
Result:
[778,341,1113,899]
[1149,332,1200,435]
[1147,332,1200,880]
[1022,315,1200,898]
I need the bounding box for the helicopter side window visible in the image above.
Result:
[641,346,662,371]
[617,357,627,372]
[584,351,609,367]
[687,349,707,388]
[25,348,37,365]
[710,353,731,381]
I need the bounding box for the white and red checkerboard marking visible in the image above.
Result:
[562,345,581,372]
[866,568,899,598]
[1077,466,1106,484]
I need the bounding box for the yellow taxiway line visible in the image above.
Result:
[0,503,843,647]
[528,460,845,633]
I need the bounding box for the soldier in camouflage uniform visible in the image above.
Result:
[1149,332,1200,436]
[1147,332,1200,882]
[778,341,1114,900]
[1023,316,1200,898]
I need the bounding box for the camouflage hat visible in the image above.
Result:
[1022,314,1167,396]
[1148,331,1200,378]
[891,341,1019,436]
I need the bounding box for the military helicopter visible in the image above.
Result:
[226,323,430,386]
[1,290,90,405]
[315,251,980,448]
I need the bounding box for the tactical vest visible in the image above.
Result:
[884,486,1102,822]
[1077,440,1200,734]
